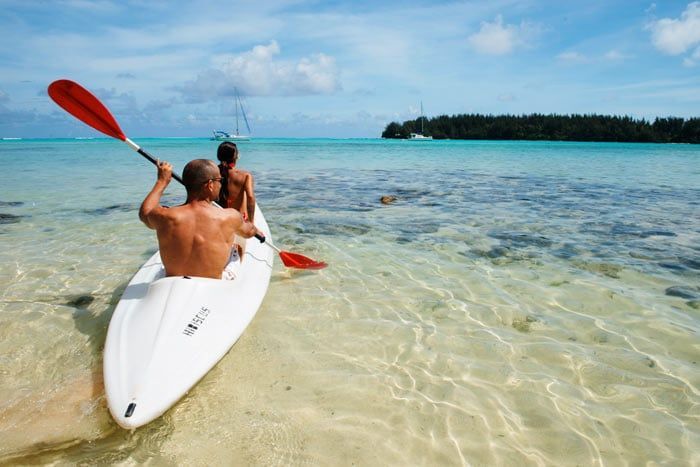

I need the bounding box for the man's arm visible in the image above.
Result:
[244,172,256,223]
[229,208,262,239]
[139,161,173,229]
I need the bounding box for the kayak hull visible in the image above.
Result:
[103,206,273,429]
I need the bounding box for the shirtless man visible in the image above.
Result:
[217,142,256,223]
[139,159,260,279]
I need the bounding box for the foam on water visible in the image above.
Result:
[0,138,698,464]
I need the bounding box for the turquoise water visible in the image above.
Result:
[1,138,699,464]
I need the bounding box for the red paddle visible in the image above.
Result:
[48,79,327,270]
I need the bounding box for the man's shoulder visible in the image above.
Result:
[220,206,244,224]
[155,203,188,220]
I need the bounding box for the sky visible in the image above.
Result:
[1,0,699,138]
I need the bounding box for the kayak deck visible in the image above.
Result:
[103,206,274,429]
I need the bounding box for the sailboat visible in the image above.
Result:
[212,88,252,141]
[408,101,432,140]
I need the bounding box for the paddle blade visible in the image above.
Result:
[279,251,327,270]
[48,79,126,140]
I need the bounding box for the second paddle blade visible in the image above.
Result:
[279,251,328,270]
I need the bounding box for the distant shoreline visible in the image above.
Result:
[2,136,699,144]
[382,113,700,144]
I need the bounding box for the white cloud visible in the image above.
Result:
[556,51,587,63]
[648,2,700,55]
[467,15,537,55]
[604,50,627,60]
[179,41,341,101]
[498,93,516,102]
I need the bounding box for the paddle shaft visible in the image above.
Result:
[124,138,184,185]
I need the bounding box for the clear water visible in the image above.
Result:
[1,138,699,464]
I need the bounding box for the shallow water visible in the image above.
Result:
[0,138,699,464]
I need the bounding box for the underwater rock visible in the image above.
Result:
[483,246,511,259]
[66,295,95,308]
[512,315,538,333]
[591,331,609,344]
[665,286,698,300]
[380,195,397,205]
[572,260,623,278]
[0,201,23,207]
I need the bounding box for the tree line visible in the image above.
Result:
[381,114,700,143]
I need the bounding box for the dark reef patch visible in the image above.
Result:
[488,230,553,248]
[665,286,699,300]
[659,262,692,274]
[0,213,23,224]
[392,223,440,236]
[290,219,372,236]
[680,257,700,270]
[552,243,583,260]
[83,203,136,216]
[610,224,676,238]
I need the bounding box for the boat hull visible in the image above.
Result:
[103,205,273,429]
[211,135,251,142]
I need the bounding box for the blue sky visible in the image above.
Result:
[1,0,699,138]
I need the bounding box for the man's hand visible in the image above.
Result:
[157,160,173,184]
[141,160,172,229]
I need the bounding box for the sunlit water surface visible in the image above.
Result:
[0,138,698,465]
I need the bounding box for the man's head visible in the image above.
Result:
[217,142,239,166]
[182,159,221,200]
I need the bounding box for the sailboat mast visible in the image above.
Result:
[420,101,424,134]
[235,87,240,135]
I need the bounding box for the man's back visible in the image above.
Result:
[154,202,239,279]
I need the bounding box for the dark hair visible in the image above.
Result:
[182,159,217,192]
[217,142,239,163]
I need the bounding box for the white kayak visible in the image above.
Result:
[103,205,274,429]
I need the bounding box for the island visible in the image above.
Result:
[382,114,700,143]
